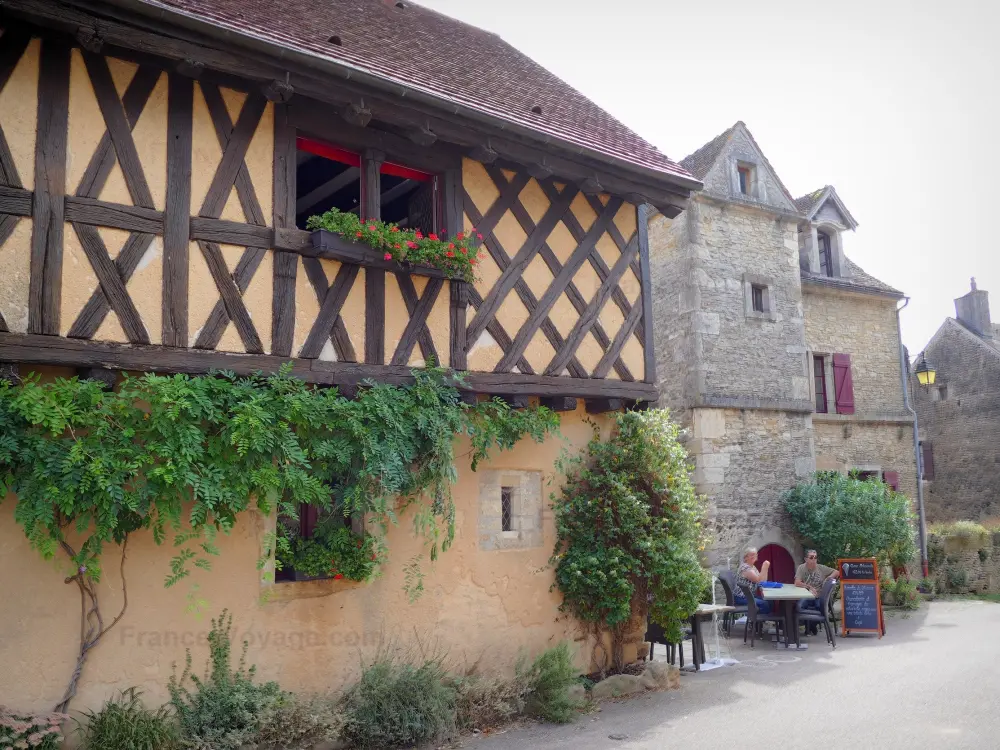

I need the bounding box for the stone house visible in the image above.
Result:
[648,122,916,580]
[913,281,1000,522]
[0,0,700,711]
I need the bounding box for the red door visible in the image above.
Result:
[757,544,796,584]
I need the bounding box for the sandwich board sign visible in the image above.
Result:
[838,557,884,637]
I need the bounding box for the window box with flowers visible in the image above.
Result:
[275,509,381,584]
[306,209,484,282]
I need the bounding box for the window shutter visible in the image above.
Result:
[921,441,935,481]
[882,471,900,492]
[832,353,855,414]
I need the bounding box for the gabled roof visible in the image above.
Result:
[679,121,799,209]
[133,0,695,186]
[793,185,859,230]
[921,317,1000,362]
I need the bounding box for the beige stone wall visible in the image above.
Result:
[813,419,917,500]
[688,407,814,567]
[803,287,907,415]
[0,398,610,713]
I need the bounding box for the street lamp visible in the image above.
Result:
[914,353,936,387]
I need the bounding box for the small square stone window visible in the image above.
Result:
[737,163,754,196]
[743,274,776,321]
[479,471,543,550]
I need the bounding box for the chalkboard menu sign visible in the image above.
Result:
[837,558,883,638]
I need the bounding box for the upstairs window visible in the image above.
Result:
[751,284,765,313]
[818,231,833,277]
[737,164,754,196]
[295,138,362,229]
[379,161,441,236]
[813,354,828,413]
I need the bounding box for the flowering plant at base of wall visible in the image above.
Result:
[0,707,68,750]
[276,524,381,582]
[306,208,484,282]
[550,410,710,675]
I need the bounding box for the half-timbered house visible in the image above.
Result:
[0,0,700,709]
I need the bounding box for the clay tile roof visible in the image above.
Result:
[793,188,828,215]
[679,123,739,180]
[802,257,904,298]
[139,0,694,185]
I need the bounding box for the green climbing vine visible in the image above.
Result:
[0,365,559,710]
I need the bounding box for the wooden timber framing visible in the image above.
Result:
[0,12,678,406]
[0,332,658,400]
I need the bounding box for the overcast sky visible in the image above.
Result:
[420,0,999,355]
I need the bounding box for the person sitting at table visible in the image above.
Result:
[795,549,839,632]
[733,547,772,614]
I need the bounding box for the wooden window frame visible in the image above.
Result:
[813,354,829,413]
[751,284,765,313]
[737,164,753,196]
[743,274,775,321]
[817,231,833,277]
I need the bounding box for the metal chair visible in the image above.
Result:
[645,616,689,668]
[796,578,837,649]
[739,582,784,648]
[716,570,747,635]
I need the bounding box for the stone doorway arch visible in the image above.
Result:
[757,543,796,584]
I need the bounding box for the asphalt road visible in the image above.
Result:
[460,599,1000,750]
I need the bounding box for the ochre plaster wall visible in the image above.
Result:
[0,399,610,712]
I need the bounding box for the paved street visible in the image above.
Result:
[462,600,1000,750]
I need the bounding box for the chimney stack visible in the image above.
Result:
[955,277,992,338]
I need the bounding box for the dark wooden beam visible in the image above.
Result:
[636,204,656,384]
[579,176,603,195]
[262,79,294,103]
[194,241,265,354]
[189,216,271,246]
[301,257,356,362]
[64,195,163,234]
[75,26,103,53]
[163,72,192,347]
[175,58,205,78]
[0,332,659,399]
[365,264,385,365]
[585,398,625,414]
[342,101,372,128]
[360,149,384,222]
[540,396,577,412]
[271,102,298,358]
[407,124,436,147]
[77,366,116,389]
[0,185,32,216]
[468,143,498,164]
[28,38,70,336]
[449,281,467,371]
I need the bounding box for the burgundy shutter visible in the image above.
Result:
[299,503,319,538]
[832,353,855,414]
[882,471,900,492]
[921,442,935,480]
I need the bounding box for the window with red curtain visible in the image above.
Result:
[832,353,855,414]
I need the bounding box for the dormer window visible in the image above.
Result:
[817,230,833,277]
[737,163,754,196]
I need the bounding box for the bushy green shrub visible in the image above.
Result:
[339,656,456,749]
[521,643,582,724]
[784,472,916,569]
[168,611,283,750]
[77,687,178,750]
[929,520,989,545]
[254,694,340,750]
[918,576,937,595]
[886,578,920,610]
[0,707,67,750]
[552,410,708,671]
[946,567,969,592]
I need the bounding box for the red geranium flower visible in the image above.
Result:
[407,241,418,249]
[470,257,478,265]
[459,247,467,254]
[446,251,454,258]
[391,226,399,232]
[368,225,377,231]
[470,227,477,233]
[448,242,455,249]
[476,233,484,240]
[428,233,439,241]
[356,231,363,237]
[415,230,424,239]
[384,253,393,260]
[456,232,465,240]
[356,539,363,548]
[334,573,344,580]
[394,243,401,249]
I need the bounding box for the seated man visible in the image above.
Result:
[795,549,839,632]
[733,547,772,614]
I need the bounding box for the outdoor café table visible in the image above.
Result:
[760,584,815,650]
[688,603,736,670]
